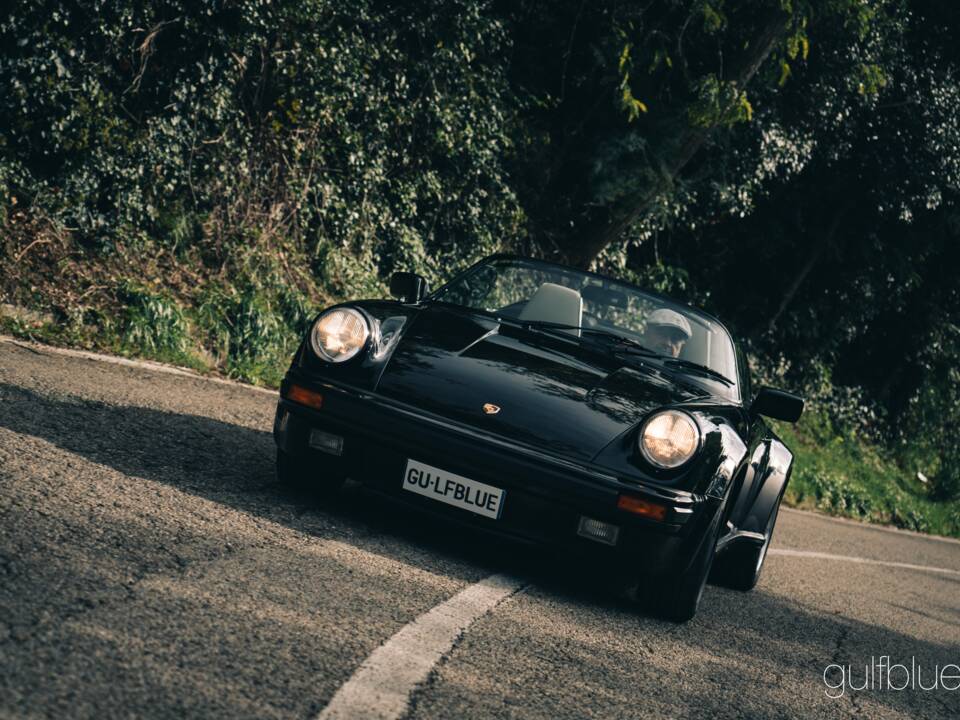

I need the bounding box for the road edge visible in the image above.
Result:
[0,334,277,397]
[780,506,960,546]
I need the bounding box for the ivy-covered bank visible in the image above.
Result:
[2,0,524,382]
[777,414,960,538]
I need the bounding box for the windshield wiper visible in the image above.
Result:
[661,358,734,386]
[519,321,659,355]
[519,320,734,384]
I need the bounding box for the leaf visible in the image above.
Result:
[620,85,648,122]
[778,60,791,87]
[739,93,753,121]
[702,4,726,33]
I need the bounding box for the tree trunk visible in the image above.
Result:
[767,205,844,333]
[561,9,791,269]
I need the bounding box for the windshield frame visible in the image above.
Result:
[427,254,743,403]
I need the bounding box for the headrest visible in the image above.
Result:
[518,283,583,336]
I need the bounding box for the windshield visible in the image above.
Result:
[431,257,739,397]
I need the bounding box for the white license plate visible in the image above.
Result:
[402,459,505,519]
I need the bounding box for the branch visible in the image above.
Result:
[566,7,792,268]
[124,18,181,96]
[559,0,587,103]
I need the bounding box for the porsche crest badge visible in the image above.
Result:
[482,403,501,415]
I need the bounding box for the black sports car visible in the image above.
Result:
[273,255,804,621]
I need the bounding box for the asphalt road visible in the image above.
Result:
[1,338,958,720]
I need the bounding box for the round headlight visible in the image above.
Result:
[310,308,370,363]
[639,410,700,469]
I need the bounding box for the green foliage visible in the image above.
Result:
[702,4,728,34]
[689,75,754,127]
[896,351,960,502]
[119,282,190,360]
[856,63,889,95]
[599,258,695,299]
[779,409,958,537]
[950,509,960,536]
[0,0,533,384]
[0,0,522,288]
[792,467,876,519]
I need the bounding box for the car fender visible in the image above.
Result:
[724,438,794,549]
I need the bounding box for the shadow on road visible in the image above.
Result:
[2,382,957,719]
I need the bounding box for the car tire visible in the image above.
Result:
[642,501,726,623]
[276,449,345,499]
[711,491,783,591]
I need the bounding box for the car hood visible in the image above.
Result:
[375,305,711,462]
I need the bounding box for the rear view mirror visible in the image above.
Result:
[390,272,429,303]
[751,387,804,423]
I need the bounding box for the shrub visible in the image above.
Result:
[119,282,190,359]
[794,467,875,519]
[0,0,526,384]
[0,0,523,290]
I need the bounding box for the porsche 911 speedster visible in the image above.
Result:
[273,255,804,621]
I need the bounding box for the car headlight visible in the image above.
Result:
[639,410,700,469]
[310,307,370,363]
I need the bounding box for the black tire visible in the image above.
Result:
[276,449,346,499]
[711,491,783,591]
[642,503,726,623]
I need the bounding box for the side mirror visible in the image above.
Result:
[751,387,804,423]
[390,272,429,303]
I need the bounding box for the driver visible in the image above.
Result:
[644,308,692,358]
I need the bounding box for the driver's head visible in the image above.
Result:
[644,308,692,357]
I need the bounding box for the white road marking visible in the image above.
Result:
[317,573,524,720]
[769,548,960,576]
[0,335,277,396]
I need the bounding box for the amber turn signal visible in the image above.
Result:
[286,384,324,410]
[616,494,668,522]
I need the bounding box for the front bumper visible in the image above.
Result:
[274,374,721,574]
